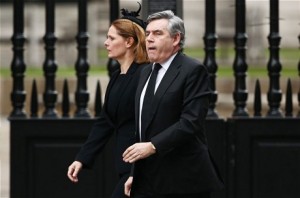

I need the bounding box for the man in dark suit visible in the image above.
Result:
[123,10,223,198]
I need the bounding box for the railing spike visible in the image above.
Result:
[285,78,293,117]
[253,79,262,117]
[94,80,102,117]
[30,79,38,118]
[297,34,300,117]
[62,79,70,118]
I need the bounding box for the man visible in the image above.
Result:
[122,10,223,198]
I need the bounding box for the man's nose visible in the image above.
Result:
[146,34,153,42]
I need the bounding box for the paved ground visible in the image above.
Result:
[0,117,9,198]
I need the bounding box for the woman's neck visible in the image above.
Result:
[118,56,135,74]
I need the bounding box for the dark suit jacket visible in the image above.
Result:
[76,62,144,175]
[133,53,224,194]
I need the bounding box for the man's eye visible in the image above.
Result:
[154,31,162,35]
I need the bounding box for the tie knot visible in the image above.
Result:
[154,63,162,72]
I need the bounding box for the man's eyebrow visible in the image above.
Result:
[146,29,163,33]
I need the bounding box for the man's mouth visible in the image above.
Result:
[148,47,156,51]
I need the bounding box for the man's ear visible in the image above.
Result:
[172,33,181,47]
[126,37,134,48]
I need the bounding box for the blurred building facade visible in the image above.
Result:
[0,0,299,68]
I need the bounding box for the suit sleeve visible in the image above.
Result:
[151,64,211,155]
[75,110,114,168]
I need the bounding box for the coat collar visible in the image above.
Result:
[103,62,139,127]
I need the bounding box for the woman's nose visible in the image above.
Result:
[104,39,108,47]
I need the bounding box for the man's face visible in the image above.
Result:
[145,19,179,63]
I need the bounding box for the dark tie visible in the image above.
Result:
[141,63,162,136]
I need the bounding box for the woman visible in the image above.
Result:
[67,7,148,198]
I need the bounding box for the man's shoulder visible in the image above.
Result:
[177,53,203,66]
[177,53,205,70]
[173,54,208,79]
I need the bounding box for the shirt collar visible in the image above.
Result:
[153,52,177,71]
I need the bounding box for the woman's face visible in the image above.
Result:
[104,25,128,60]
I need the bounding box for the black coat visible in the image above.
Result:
[132,53,224,194]
[76,62,144,175]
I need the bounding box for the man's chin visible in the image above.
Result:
[148,56,157,63]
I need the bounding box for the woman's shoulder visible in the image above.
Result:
[134,62,151,73]
[119,62,149,79]
[136,62,151,68]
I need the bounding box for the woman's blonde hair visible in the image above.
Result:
[111,19,149,64]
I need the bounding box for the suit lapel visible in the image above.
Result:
[154,62,181,103]
[143,54,182,139]
[155,53,183,99]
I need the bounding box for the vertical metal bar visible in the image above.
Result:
[203,0,219,118]
[266,0,282,117]
[232,0,249,117]
[10,0,27,118]
[110,0,119,22]
[107,0,120,77]
[43,0,58,118]
[297,34,300,117]
[75,0,90,117]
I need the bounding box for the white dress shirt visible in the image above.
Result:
[138,53,177,141]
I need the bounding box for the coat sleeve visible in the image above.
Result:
[75,110,114,168]
[151,64,211,155]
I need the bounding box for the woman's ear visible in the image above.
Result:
[126,37,134,48]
